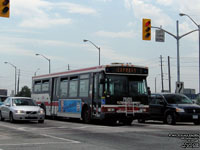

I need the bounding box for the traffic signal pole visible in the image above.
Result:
[151,21,198,85]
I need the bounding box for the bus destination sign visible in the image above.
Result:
[106,67,148,74]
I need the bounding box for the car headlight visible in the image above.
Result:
[38,109,44,114]
[176,108,185,112]
[15,110,25,114]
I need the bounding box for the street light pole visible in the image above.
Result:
[36,53,51,74]
[179,13,200,93]
[83,39,101,66]
[4,62,17,95]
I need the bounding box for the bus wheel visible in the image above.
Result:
[123,119,133,125]
[82,107,91,124]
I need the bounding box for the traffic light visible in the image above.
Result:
[0,0,9,18]
[142,18,151,40]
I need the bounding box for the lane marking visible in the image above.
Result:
[0,123,81,144]
[0,141,74,146]
[41,134,80,143]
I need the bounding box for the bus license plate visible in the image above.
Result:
[193,115,198,119]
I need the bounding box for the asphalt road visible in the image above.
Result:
[0,119,199,150]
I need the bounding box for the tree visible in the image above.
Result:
[16,86,31,97]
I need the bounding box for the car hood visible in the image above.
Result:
[170,104,200,109]
[12,106,41,111]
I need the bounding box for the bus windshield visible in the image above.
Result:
[105,75,147,97]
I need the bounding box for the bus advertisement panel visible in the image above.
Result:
[31,63,149,124]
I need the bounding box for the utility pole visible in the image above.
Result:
[168,56,171,93]
[68,64,70,70]
[160,55,164,92]
[155,77,157,93]
[17,69,20,95]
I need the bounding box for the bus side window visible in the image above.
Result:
[34,81,41,93]
[79,74,89,97]
[60,77,68,98]
[69,76,78,97]
[42,80,49,92]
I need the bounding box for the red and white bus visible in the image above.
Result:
[31,63,149,124]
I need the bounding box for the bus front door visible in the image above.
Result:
[92,73,101,118]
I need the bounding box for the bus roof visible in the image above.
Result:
[32,63,148,80]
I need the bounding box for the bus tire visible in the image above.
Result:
[82,107,91,124]
[123,118,133,125]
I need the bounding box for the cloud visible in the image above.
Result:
[156,0,173,6]
[57,2,97,15]
[19,17,72,28]
[124,0,173,27]
[95,30,136,38]
[177,0,200,15]
[12,0,97,28]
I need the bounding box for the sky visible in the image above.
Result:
[1,0,200,95]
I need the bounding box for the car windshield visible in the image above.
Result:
[12,98,37,106]
[164,94,193,104]
[105,75,147,97]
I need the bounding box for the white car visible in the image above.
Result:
[0,97,45,123]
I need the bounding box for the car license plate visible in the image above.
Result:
[193,115,198,119]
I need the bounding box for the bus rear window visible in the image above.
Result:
[34,81,41,92]
[42,80,49,92]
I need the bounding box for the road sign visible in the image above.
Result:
[155,30,165,42]
[175,82,184,93]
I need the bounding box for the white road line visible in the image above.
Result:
[0,123,81,144]
[41,134,80,143]
[0,141,72,146]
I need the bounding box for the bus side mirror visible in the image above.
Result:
[147,87,151,95]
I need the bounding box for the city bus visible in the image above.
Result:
[31,63,149,124]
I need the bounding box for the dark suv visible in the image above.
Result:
[139,93,200,125]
